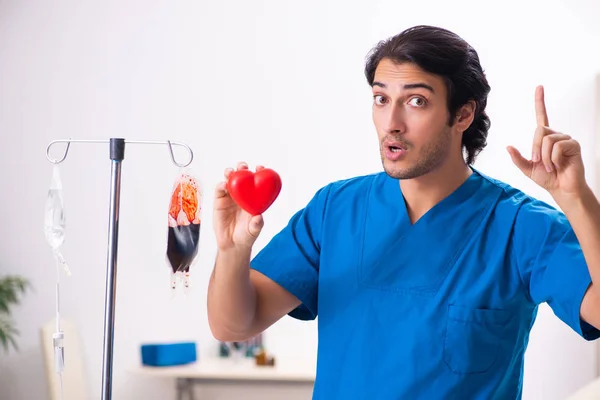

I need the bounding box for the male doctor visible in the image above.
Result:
[207,25,600,399]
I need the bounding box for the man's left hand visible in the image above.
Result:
[507,85,588,204]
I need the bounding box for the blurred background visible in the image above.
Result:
[1,0,600,399]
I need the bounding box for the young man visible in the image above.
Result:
[207,25,600,398]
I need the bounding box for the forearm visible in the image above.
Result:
[207,247,257,341]
[557,185,600,294]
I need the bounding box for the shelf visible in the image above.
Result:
[133,357,315,383]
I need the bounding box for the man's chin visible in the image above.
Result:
[383,161,426,180]
[384,166,414,180]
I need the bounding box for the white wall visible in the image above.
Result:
[1,1,599,399]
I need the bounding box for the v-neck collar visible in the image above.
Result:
[386,167,482,228]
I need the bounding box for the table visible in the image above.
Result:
[133,358,316,400]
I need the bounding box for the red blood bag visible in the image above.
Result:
[166,170,202,290]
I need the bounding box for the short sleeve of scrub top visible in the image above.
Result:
[514,198,600,340]
[250,184,332,321]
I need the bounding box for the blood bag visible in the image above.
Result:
[166,169,202,290]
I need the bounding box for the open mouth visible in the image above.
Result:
[384,141,408,160]
[389,145,405,153]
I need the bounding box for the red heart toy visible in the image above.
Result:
[227,168,282,216]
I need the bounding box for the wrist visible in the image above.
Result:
[553,184,597,215]
[217,245,253,266]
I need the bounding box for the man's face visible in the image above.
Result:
[372,59,458,180]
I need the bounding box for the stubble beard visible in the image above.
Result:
[381,128,453,180]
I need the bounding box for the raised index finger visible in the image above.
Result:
[535,85,549,127]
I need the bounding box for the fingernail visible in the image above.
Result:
[545,164,552,172]
[532,151,539,162]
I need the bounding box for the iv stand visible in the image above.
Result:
[45,138,194,400]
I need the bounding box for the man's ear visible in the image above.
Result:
[454,100,476,132]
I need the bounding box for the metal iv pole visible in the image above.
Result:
[45,138,194,400]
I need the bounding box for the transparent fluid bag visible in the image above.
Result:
[44,164,70,276]
[166,169,202,290]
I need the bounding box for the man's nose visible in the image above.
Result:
[385,106,407,134]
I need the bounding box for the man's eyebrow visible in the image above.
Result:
[372,81,435,93]
[403,83,435,93]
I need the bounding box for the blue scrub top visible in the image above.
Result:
[250,168,600,399]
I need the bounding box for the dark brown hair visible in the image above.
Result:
[365,25,491,165]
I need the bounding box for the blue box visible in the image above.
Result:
[140,342,197,367]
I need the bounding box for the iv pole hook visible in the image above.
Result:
[45,139,194,168]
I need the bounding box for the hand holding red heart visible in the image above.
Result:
[507,85,588,206]
[213,162,282,251]
[227,166,282,216]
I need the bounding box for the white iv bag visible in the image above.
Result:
[44,165,70,275]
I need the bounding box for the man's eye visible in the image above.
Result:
[409,97,426,107]
[373,95,386,105]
